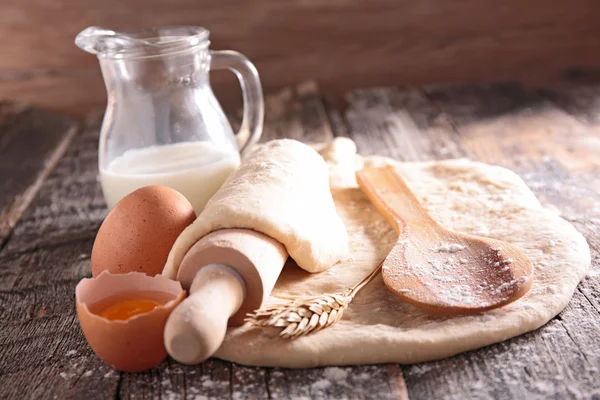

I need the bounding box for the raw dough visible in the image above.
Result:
[215,137,591,367]
[163,139,349,278]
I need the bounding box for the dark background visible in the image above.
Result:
[1,0,600,116]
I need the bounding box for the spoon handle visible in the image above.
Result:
[356,166,438,232]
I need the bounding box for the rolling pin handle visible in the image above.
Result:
[164,264,246,365]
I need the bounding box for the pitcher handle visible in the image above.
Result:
[210,50,264,154]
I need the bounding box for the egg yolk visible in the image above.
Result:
[99,299,163,321]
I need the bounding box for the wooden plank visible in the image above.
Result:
[336,83,600,399]
[260,81,335,143]
[337,86,469,160]
[0,116,118,399]
[0,110,105,256]
[535,87,600,367]
[425,82,600,171]
[0,101,77,249]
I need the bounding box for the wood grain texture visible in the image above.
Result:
[0,102,77,249]
[0,111,105,256]
[2,0,600,116]
[334,82,600,399]
[1,81,598,399]
[0,84,409,399]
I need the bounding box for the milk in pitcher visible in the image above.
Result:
[100,142,240,213]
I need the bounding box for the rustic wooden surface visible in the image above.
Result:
[0,102,77,248]
[0,81,599,399]
[2,0,600,116]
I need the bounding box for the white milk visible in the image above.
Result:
[100,142,240,213]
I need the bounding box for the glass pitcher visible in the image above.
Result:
[75,26,263,213]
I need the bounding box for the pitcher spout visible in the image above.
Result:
[75,26,144,55]
[75,26,209,58]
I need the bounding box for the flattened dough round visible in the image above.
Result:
[215,138,591,368]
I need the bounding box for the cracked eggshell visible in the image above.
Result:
[76,271,185,372]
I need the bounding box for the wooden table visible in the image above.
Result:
[1,81,599,399]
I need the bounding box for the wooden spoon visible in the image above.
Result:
[356,165,533,315]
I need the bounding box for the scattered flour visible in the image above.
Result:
[65,350,78,357]
[232,392,245,400]
[202,379,215,388]
[492,277,530,296]
[433,243,467,253]
[311,379,331,390]
[441,285,478,306]
[323,367,348,381]
[271,370,285,378]
[470,381,485,390]
[533,380,555,393]
[161,390,179,400]
[409,363,434,377]
[321,367,350,387]
[186,386,209,400]
[355,372,371,381]
[83,370,93,377]
[471,224,490,236]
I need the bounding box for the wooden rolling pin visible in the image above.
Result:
[164,228,288,364]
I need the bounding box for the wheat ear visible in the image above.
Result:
[245,260,384,339]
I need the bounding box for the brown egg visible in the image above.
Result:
[76,271,185,372]
[92,185,196,277]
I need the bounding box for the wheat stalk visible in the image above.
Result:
[245,260,384,339]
